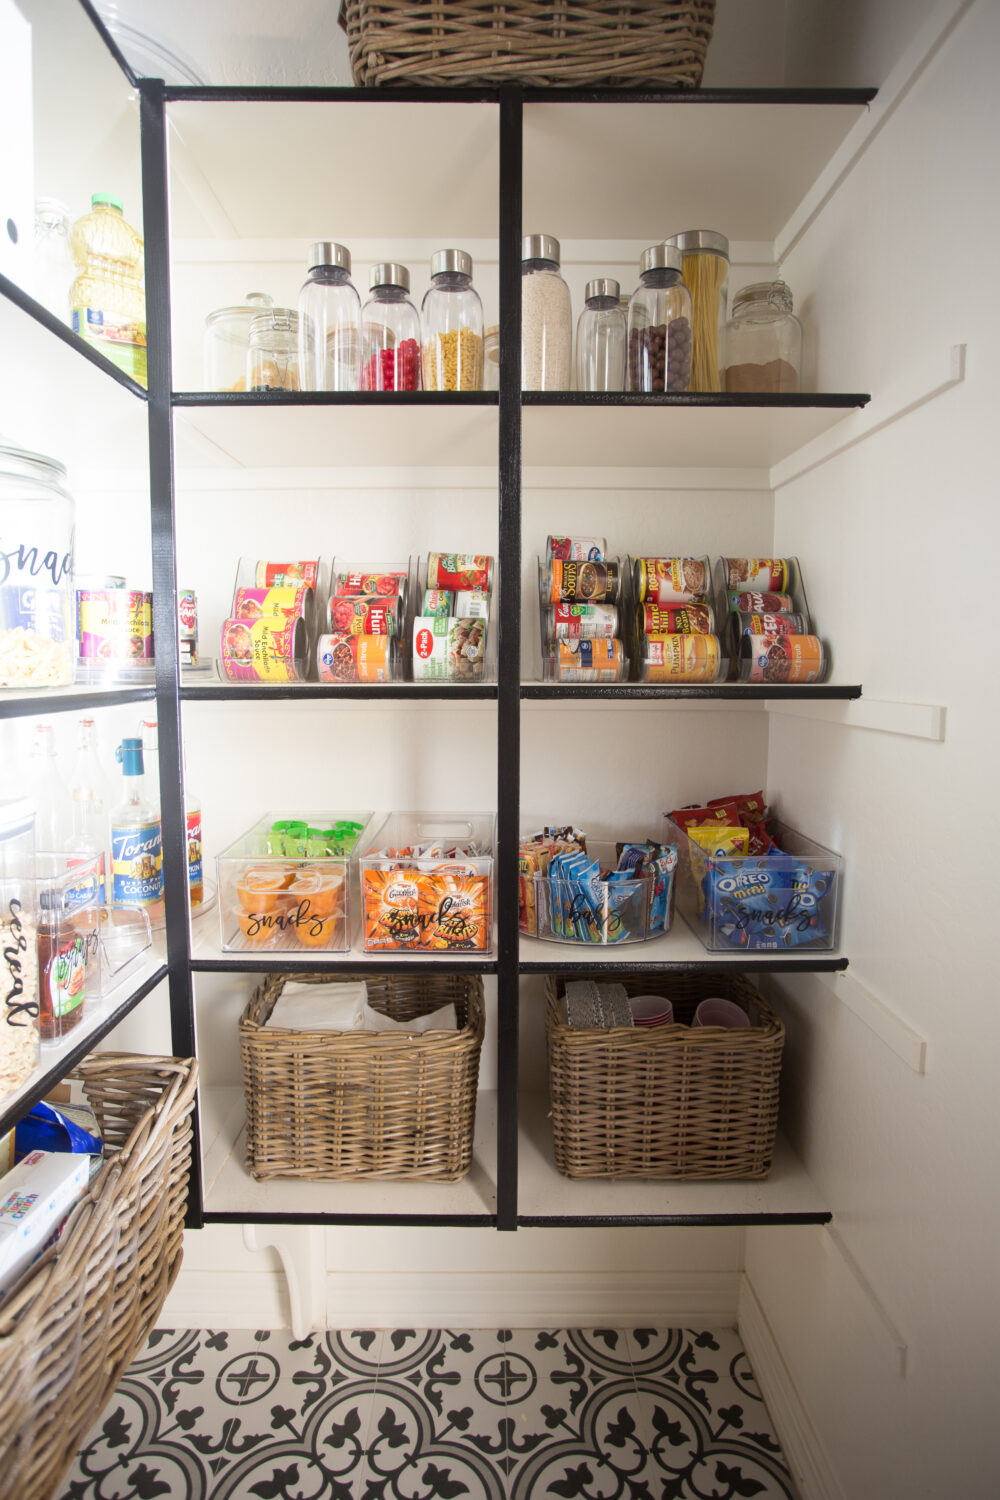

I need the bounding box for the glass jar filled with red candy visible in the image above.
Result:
[361,263,422,391]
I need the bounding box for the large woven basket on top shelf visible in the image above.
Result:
[341,1,716,88]
[546,972,784,1179]
[241,971,484,1182]
[0,1053,198,1500]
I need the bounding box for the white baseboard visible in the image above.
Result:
[738,1277,846,1500]
[160,1270,290,1329]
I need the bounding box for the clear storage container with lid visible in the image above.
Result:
[0,797,38,1097]
[483,325,500,391]
[665,229,729,392]
[0,445,75,688]
[32,199,73,323]
[725,280,803,393]
[203,292,274,391]
[421,249,484,391]
[361,265,421,391]
[627,244,693,393]
[576,277,625,393]
[248,308,303,392]
[298,242,361,392]
[70,193,147,386]
[521,233,572,391]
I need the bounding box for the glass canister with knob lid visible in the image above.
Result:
[0,445,75,688]
[421,249,484,391]
[361,264,421,391]
[576,277,625,393]
[521,233,572,391]
[298,242,361,392]
[665,229,730,393]
[204,292,274,391]
[626,244,693,393]
[32,199,74,324]
[247,308,304,392]
[725,280,803,393]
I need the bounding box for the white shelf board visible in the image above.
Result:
[167,101,499,240]
[519,921,844,970]
[201,1085,497,1218]
[517,1093,829,1222]
[522,100,871,242]
[191,921,497,969]
[174,402,498,469]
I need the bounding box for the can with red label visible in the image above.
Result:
[549,602,619,640]
[551,638,626,682]
[739,633,826,684]
[426,553,494,592]
[422,589,454,617]
[317,634,400,683]
[233,586,310,623]
[641,633,722,683]
[728,590,795,614]
[640,602,714,635]
[548,558,620,604]
[735,610,808,639]
[178,588,198,666]
[413,616,487,681]
[453,590,490,619]
[723,557,791,592]
[545,535,606,564]
[254,559,319,589]
[634,556,710,604]
[333,570,407,600]
[220,615,306,682]
[327,595,399,636]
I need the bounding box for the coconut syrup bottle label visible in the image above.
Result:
[111,737,163,908]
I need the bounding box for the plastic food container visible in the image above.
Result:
[216,812,372,954]
[664,815,842,953]
[358,812,495,954]
[531,839,677,946]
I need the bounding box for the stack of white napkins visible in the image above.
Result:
[266,981,457,1033]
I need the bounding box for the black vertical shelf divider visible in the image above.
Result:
[496,88,523,1231]
[138,79,203,1228]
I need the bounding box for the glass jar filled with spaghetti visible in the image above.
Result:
[665,230,729,393]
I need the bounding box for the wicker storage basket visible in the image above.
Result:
[0,1053,198,1500]
[546,972,783,1179]
[241,972,485,1182]
[341,1,716,89]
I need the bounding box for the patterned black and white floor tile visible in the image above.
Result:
[59,1326,797,1499]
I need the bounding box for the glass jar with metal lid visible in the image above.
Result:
[247,307,303,392]
[0,445,75,688]
[361,264,421,391]
[297,242,361,392]
[576,277,625,393]
[725,280,803,393]
[626,245,693,393]
[421,249,484,391]
[664,229,730,392]
[483,325,500,392]
[521,233,571,391]
[202,292,273,391]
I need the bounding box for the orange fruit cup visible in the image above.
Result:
[236,910,281,946]
[295,913,342,949]
[286,869,345,920]
[236,867,294,913]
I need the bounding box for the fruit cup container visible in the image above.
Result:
[216,812,372,954]
[358,812,495,954]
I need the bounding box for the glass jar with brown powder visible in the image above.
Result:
[725,280,803,394]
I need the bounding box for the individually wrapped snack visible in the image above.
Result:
[670,801,743,834]
[707,790,767,827]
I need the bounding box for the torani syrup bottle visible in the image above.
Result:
[110,737,163,914]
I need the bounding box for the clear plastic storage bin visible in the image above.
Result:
[531,840,676,947]
[359,812,495,954]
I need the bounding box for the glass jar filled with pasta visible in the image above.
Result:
[421,249,484,391]
[626,244,692,393]
[665,230,729,393]
[725,280,802,393]
[0,445,75,688]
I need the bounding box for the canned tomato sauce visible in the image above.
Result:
[640,602,714,635]
[178,587,198,666]
[220,615,306,681]
[550,602,618,640]
[739,633,826,684]
[317,634,400,683]
[327,595,399,636]
[552,638,626,682]
[254,559,319,589]
[548,558,620,604]
[641,633,721,682]
[426,553,493,592]
[546,535,606,564]
[332,570,406,599]
[723,557,790,592]
[634,557,710,604]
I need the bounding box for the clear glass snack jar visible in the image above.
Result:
[576,278,625,393]
[203,292,274,391]
[665,229,730,392]
[421,249,484,391]
[361,265,421,392]
[725,280,803,393]
[0,798,38,1096]
[521,234,572,391]
[626,245,693,393]
[247,307,304,392]
[0,444,75,688]
[483,325,500,391]
[298,242,361,392]
[32,198,73,323]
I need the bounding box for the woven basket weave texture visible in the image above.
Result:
[0,1053,198,1500]
[241,971,484,1182]
[546,972,784,1179]
[342,1,716,88]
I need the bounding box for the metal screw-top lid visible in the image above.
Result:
[370,263,410,292]
[308,242,351,273]
[585,278,620,303]
[733,279,794,314]
[431,248,473,278]
[249,308,298,337]
[665,229,730,259]
[522,233,560,264]
[639,243,683,276]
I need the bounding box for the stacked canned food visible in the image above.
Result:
[722,557,825,683]
[635,556,725,683]
[539,536,627,682]
[75,579,199,675]
[221,559,317,682]
[412,554,492,682]
[318,567,408,683]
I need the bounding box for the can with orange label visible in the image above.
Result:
[233,586,310,622]
[640,602,714,634]
[552,638,626,682]
[723,557,790,591]
[317,634,400,683]
[640,633,722,683]
[254,559,319,589]
[634,556,710,604]
[739,633,826,684]
[548,558,620,604]
[220,615,306,681]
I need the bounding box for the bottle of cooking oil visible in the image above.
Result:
[70,194,147,387]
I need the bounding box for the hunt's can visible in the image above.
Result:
[178,587,198,666]
[728,590,795,614]
[641,633,722,683]
[412,615,486,681]
[740,633,826,684]
[634,557,710,604]
[548,558,620,604]
[220,615,306,682]
[550,602,619,640]
[426,552,493,593]
[545,535,606,564]
[254,559,319,589]
[735,610,808,639]
[422,588,454,617]
[317,634,400,683]
[333,570,407,600]
[453,589,490,619]
[723,557,791,592]
[327,595,399,636]
[552,638,626,682]
[233,585,309,622]
[640,602,715,634]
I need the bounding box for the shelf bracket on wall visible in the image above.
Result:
[820,970,929,1075]
[765,697,946,742]
[823,1224,910,1379]
[243,1224,325,1340]
[770,344,966,492]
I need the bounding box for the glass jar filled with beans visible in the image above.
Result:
[626,244,693,393]
[421,249,484,391]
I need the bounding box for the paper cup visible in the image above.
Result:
[692,997,750,1029]
[629,994,674,1027]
